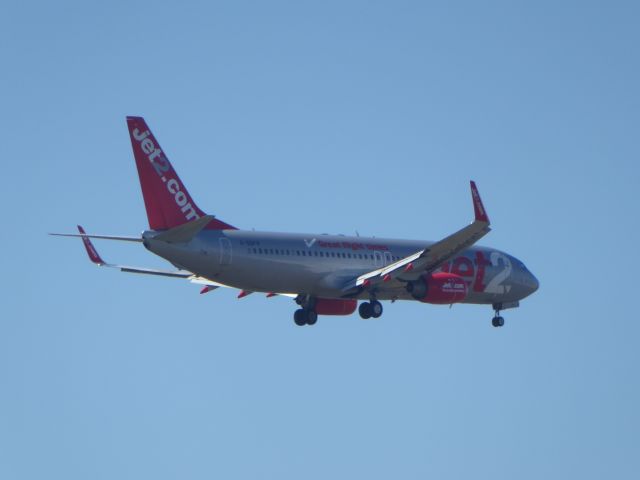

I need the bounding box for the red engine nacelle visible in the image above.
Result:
[315,298,358,316]
[406,272,468,304]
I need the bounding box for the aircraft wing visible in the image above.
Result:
[342,181,491,294]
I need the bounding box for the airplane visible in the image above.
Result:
[52,116,539,327]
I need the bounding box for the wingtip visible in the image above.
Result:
[470,181,490,224]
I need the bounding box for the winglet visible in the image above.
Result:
[77,225,106,265]
[470,181,490,224]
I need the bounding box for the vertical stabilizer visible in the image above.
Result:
[126,116,236,231]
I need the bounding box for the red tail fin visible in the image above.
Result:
[126,117,235,231]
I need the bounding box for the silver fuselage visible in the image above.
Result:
[143,229,539,304]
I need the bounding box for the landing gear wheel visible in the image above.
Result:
[359,302,372,319]
[294,309,306,326]
[370,300,383,318]
[492,316,505,328]
[294,309,318,326]
[306,310,318,326]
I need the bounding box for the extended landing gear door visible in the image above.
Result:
[219,238,232,266]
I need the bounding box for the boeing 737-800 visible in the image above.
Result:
[53,117,539,327]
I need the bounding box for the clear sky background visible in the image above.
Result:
[1,1,638,479]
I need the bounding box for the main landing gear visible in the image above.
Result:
[492,304,505,327]
[293,295,318,326]
[359,299,383,319]
[294,308,318,326]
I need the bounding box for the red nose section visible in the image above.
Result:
[127,116,236,231]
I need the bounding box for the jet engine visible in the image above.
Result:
[405,272,468,304]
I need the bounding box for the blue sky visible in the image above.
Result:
[1,1,639,478]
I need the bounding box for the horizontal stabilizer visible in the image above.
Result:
[59,225,194,277]
[49,232,142,242]
[153,215,215,243]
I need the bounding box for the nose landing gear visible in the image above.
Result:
[492,303,505,327]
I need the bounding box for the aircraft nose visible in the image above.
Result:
[527,272,539,294]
